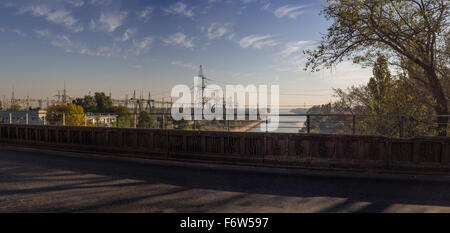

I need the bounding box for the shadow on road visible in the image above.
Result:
[1,148,450,212]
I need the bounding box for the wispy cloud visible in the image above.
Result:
[51,35,94,55]
[206,23,234,40]
[11,29,26,37]
[50,34,128,58]
[130,37,154,55]
[18,4,83,32]
[270,40,318,73]
[0,27,26,36]
[139,6,154,22]
[280,40,316,57]
[90,11,127,32]
[116,28,137,42]
[162,2,194,18]
[239,34,279,49]
[65,0,85,7]
[89,0,112,6]
[161,32,195,48]
[171,60,197,70]
[261,2,271,11]
[274,5,307,19]
[34,29,51,37]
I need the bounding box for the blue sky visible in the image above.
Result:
[0,0,371,106]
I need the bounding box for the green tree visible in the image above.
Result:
[359,55,396,135]
[367,55,392,115]
[7,104,22,111]
[94,92,113,113]
[305,0,449,135]
[112,106,133,128]
[299,103,351,134]
[47,104,85,126]
[137,110,156,128]
[72,95,97,112]
[174,119,190,130]
[333,58,437,137]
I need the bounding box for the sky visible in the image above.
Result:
[0,0,372,107]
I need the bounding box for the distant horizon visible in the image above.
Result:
[0,0,371,106]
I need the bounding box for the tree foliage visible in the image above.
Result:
[305,0,449,135]
[137,110,156,128]
[7,104,22,111]
[47,104,85,126]
[94,92,113,113]
[332,54,439,137]
[299,103,353,134]
[72,92,113,113]
[72,95,96,112]
[112,106,133,128]
[173,119,190,130]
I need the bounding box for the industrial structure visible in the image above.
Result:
[0,110,47,125]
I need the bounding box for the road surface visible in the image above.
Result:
[1,146,450,213]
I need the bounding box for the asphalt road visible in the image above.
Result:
[1,146,450,213]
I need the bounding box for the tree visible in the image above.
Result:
[94,92,113,113]
[299,103,352,134]
[7,104,22,111]
[72,95,96,112]
[74,92,113,113]
[174,119,190,130]
[332,57,437,137]
[360,55,396,135]
[137,110,156,128]
[367,55,393,115]
[112,106,133,128]
[47,104,85,126]
[305,0,449,135]
[0,100,2,110]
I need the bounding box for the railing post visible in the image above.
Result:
[162,114,165,129]
[26,113,29,125]
[306,115,311,134]
[352,115,356,135]
[166,130,170,157]
[265,119,268,133]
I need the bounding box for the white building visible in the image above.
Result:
[0,110,47,125]
[84,114,118,127]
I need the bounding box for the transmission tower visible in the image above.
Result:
[124,94,129,108]
[145,92,154,112]
[198,65,207,107]
[132,90,137,114]
[62,81,67,103]
[26,91,30,109]
[11,86,15,108]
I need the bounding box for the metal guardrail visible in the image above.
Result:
[0,112,448,138]
[1,123,449,172]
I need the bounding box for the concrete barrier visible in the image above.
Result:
[0,124,449,172]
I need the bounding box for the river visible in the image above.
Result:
[249,109,306,133]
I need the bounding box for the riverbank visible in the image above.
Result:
[232,120,264,132]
